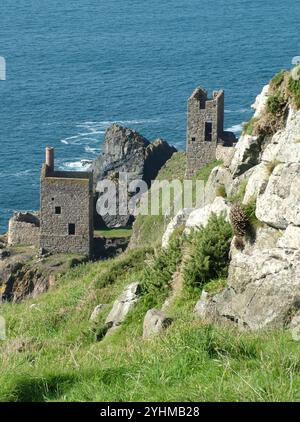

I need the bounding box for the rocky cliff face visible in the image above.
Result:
[163,68,300,330]
[0,245,87,303]
[91,124,176,228]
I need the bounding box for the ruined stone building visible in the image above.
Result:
[40,147,93,257]
[186,87,236,177]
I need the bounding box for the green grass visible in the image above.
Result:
[94,228,132,238]
[131,156,221,249]
[1,252,300,402]
[2,133,299,401]
[270,70,287,89]
[130,153,186,248]
[155,151,187,182]
[288,74,300,110]
[228,178,248,204]
[243,117,258,136]
[193,160,222,183]
[215,184,227,198]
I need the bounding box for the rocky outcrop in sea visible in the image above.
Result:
[91,123,176,228]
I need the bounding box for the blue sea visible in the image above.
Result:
[0,0,299,231]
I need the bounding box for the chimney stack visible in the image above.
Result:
[45,146,54,172]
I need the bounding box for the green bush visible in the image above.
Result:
[241,200,263,231]
[267,93,286,115]
[270,70,286,89]
[141,233,183,307]
[288,75,300,109]
[183,214,233,291]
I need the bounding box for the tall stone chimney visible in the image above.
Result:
[45,146,54,172]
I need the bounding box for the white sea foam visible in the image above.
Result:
[60,161,92,171]
[85,146,100,154]
[0,169,33,178]
[76,118,160,130]
[60,131,103,144]
[226,123,244,134]
[225,108,249,114]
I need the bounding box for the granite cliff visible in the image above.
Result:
[162,67,300,330]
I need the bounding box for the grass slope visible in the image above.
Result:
[1,244,300,402]
[130,153,221,248]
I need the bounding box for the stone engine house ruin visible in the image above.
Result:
[186,87,236,177]
[40,147,93,257]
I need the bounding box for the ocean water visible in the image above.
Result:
[0,0,299,231]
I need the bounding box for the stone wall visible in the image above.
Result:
[40,165,93,256]
[8,212,40,246]
[186,143,217,178]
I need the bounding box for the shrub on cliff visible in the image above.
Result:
[183,214,232,291]
[270,70,287,89]
[288,74,300,109]
[141,230,184,307]
[267,93,287,115]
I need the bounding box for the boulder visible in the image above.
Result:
[91,124,176,228]
[90,304,104,322]
[161,208,192,248]
[194,291,214,319]
[229,134,261,178]
[203,227,300,330]
[256,162,300,229]
[277,225,300,250]
[251,84,270,119]
[204,166,233,205]
[242,163,270,204]
[262,107,300,164]
[185,197,230,233]
[143,309,173,339]
[105,282,141,329]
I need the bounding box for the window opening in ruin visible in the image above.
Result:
[68,223,76,235]
[205,122,212,142]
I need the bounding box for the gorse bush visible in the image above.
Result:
[267,92,286,115]
[183,214,232,291]
[288,74,300,109]
[141,232,184,307]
